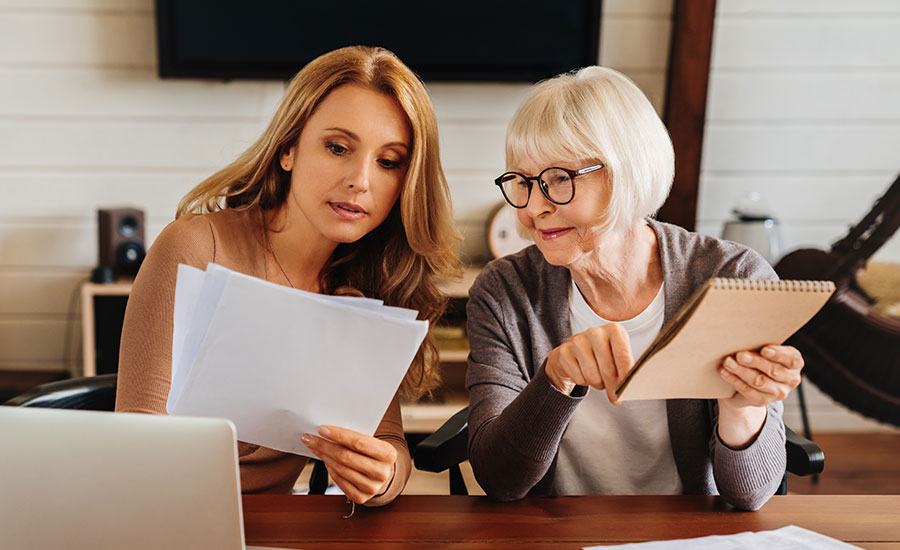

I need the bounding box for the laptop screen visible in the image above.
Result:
[0,407,244,550]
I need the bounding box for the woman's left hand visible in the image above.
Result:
[719,345,804,408]
[716,344,804,447]
[301,425,397,504]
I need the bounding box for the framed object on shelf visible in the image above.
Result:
[80,281,133,377]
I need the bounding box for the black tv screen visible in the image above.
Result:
[156,1,602,82]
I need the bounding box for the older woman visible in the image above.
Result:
[465,67,803,510]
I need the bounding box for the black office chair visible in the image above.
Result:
[3,373,118,410]
[413,406,824,496]
[2,374,331,494]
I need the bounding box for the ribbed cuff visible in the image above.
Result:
[714,406,786,509]
[498,367,586,464]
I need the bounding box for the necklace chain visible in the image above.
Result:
[264,222,295,289]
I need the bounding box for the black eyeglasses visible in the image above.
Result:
[494,164,605,208]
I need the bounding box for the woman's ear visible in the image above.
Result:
[280,146,296,171]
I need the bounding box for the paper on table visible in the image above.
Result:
[167,263,428,458]
[584,525,861,549]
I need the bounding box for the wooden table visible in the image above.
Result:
[243,494,900,549]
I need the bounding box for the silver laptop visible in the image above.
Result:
[0,407,245,550]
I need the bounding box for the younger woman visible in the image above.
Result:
[116,46,460,506]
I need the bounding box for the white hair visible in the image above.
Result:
[505,66,675,234]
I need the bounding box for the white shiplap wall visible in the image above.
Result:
[0,0,673,372]
[700,0,900,432]
[0,0,284,372]
[699,0,900,261]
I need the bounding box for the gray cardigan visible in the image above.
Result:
[465,219,786,510]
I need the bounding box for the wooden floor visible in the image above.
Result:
[786,432,900,495]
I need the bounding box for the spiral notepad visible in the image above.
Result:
[615,278,835,401]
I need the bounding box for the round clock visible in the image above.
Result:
[486,202,533,259]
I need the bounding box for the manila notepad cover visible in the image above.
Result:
[614,278,835,401]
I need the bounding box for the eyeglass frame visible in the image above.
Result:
[494,163,605,209]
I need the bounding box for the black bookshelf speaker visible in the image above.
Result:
[97,208,146,278]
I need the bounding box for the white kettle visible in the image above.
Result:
[721,192,784,265]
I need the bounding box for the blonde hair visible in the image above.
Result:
[178,46,461,400]
[505,66,674,234]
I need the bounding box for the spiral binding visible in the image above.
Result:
[712,278,836,292]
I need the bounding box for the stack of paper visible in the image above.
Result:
[584,525,861,549]
[167,263,428,458]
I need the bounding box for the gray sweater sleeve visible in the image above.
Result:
[710,401,786,510]
[706,250,787,510]
[465,267,582,501]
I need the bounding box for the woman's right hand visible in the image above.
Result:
[544,323,634,403]
[301,425,398,505]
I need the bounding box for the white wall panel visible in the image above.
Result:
[0,11,154,67]
[718,0,900,15]
[0,172,200,219]
[708,73,900,121]
[0,221,166,268]
[0,222,95,268]
[0,67,284,119]
[624,71,667,115]
[713,18,900,69]
[0,120,267,169]
[697,175,892,222]
[599,4,669,114]
[438,122,507,173]
[604,0,672,16]
[0,272,87,315]
[701,123,900,173]
[601,17,672,71]
[428,83,532,123]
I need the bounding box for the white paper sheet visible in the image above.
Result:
[585,525,861,549]
[168,264,205,412]
[167,263,428,457]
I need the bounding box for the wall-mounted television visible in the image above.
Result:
[155,1,602,82]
